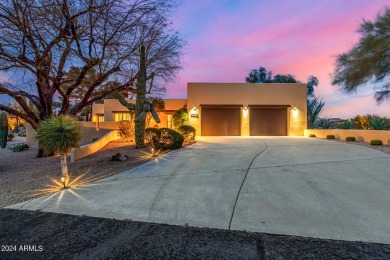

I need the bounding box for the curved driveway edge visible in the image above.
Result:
[6,137,390,244]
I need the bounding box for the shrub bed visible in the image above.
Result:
[345,136,356,142]
[326,134,335,139]
[370,139,383,146]
[151,128,184,150]
[11,143,29,152]
[309,134,316,138]
[178,125,196,142]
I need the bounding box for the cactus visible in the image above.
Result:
[0,112,8,148]
[115,45,160,148]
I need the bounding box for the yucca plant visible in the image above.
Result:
[34,115,81,179]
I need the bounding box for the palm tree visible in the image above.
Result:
[307,97,325,129]
[34,115,81,181]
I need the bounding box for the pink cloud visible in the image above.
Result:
[166,1,390,118]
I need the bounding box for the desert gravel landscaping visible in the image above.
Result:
[0,139,152,208]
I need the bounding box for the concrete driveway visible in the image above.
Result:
[7,137,390,244]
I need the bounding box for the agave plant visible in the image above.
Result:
[369,117,389,130]
[338,120,354,129]
[34,115,81,179]
[307,97,325,129]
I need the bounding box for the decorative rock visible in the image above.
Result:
[110,153,128,161]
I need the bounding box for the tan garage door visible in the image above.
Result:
[201,106,241,136]
[250,106,288,136]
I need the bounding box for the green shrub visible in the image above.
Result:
[151,128,184,150]
[369,117,389,130]
[172,106,188,129]
[370,139,383,145]
[326,134,335,139]
[11,143,29,152]
[309,134,316,138]
[8,133,15,141]
[91,137,99,142]
[178,125,196,142]
[145,127,158,141]
[345,136,356,142]
[338,120,354,129]
[18,130,26,137]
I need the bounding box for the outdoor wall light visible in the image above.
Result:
[243,106,248,117]
[192,106,197,112]
[292,107,298,117]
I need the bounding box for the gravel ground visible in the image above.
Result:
[0,139,154,208]
[0,209,389,259]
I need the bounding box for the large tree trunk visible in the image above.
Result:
[135,45,147,148]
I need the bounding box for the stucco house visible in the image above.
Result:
[92,83,307,136]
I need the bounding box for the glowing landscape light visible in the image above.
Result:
[61,177,66,189]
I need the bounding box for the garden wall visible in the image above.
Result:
[26,122,120,147]
[70,130,120,163]
[304,129,390,145]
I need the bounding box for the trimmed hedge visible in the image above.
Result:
[178,125,196,142]
[151,128,184,150]
[309,134,316,138]
[326,134,335,139]
[345,136,356,142]
[145,128,159,141]
[370,139,383,146]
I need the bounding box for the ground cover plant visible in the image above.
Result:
[11,143,29,152]
[345,136,356,142]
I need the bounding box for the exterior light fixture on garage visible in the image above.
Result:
[292,107,298,117]
[243,106,248,117]
[191,106,199,118]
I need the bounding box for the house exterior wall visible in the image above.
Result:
[91,98,187,128]
[187,83,307,136]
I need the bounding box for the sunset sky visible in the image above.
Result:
[167,0,390,118]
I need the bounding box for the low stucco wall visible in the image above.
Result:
[71,130,120,163]
[26,122,120,147]
[304,129,390,144]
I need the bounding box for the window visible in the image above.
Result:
[167,115,173,128]
[93,114,104,122]
[114,112,131,122]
